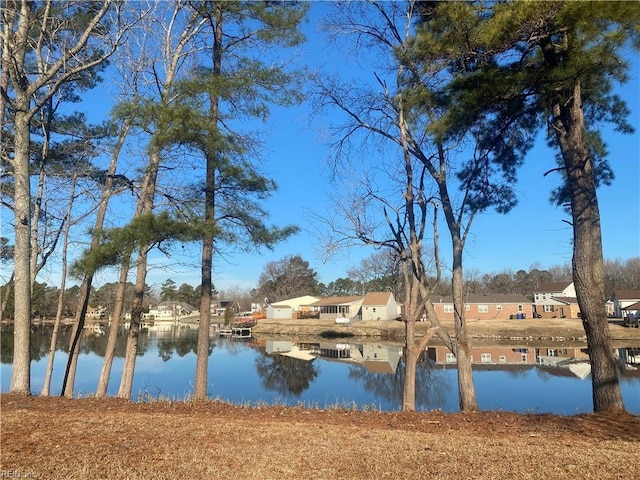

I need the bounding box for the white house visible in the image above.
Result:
[147,301,199,321]
[533,281,576,303]
[265,295,320,319]
[311,296,365,321]
[360,292,398,321]
[612,290,640,318]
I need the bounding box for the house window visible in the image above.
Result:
[465,304,470,311]
[521,354,528,362]
[481,353,491,363]
[544,305,554,313]
[518,305,524,312]
[499,355,506,363]
[478,304,489,313]
[496,304,502,311]
[445,353,456,363]
[443,304,454,313]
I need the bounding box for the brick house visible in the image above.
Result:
[533,281,580,318]
[431,294,533,321]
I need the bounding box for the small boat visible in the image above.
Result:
[335,316,350,324]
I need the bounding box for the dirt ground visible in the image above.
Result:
[1,394,640,480]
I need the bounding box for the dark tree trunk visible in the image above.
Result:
[552,81,624,413]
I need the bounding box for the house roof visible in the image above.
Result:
[550,296,579,305]
[363,360,395,374]
[535,281,573,293]
[432,294,531,304]
[362,292,393,306]
[623,301,640,310]
[614,290,640,300]
[268,295,320,307]
[311,296,363,306]
[152,301,198,311]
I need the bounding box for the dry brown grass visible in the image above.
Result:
[2,394,639,479]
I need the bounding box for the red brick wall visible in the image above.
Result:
[432,302,534,321]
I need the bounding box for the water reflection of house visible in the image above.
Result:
[362,344,402,374]
[265,340,317,362]
[427,345,537,366]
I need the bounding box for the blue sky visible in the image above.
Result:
[138,2,639,293]
[23,2,640,294]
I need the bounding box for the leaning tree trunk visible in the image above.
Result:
[96,255,131,397]
[552,81,624,413]
[118,246,149,399]
[118,145,160,400]
[62,121,130,397]
[61,276,92,397]
[42,175,76,395]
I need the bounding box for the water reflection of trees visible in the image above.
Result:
[254,349,319,397]
[0,326,191,364]
[348,351,449,410]
[156,331,202,361]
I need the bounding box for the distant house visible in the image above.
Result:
[622,302,640,325]
[534,296,581,319]
[311,296,365,321]
[86,306,106,320]
[431,294,533,320]
[533,281,576,303]
[360,292,398,321]
[146,302,199,321]
[265,295,320,320]
[533,281,580,319]
[612,290,640,318]
[214,300,240,316]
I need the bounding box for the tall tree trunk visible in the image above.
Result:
[29,101,52,289]
[552,81,624,413]
[10,109,32,394]
[194,3,223,400]
[42,175,75,396]
[96,256,131,397]
[451,242,478,412]
[402,317,418,410]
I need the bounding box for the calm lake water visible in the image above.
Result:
[1,325,639,414]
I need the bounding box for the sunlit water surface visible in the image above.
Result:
[1,327,638,414]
